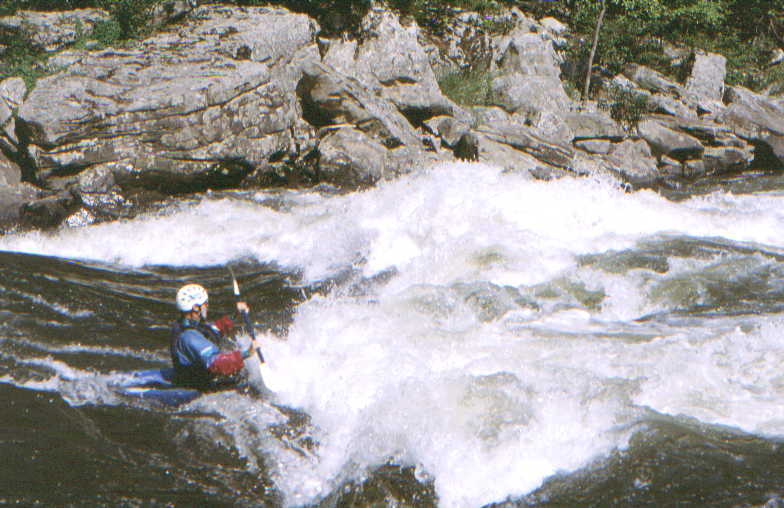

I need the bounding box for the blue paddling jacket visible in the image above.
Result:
[170,317,244,388]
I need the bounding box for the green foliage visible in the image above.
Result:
[0,0,158,91]
[392,0,501,15]
[89,17,123,46]
[390,0,504,36]
[499,0,570,19]
[97,0,157,40]
[0,0,98,15]
[476,14,515,35]
[598,84,650,128]
[1,0,159,41]
[562,0,784,95]
[254,0,372,36]
[2,0,782,96]
[437,66,495,107]
[0,36,47,91]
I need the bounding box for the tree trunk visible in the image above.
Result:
[583,0,607,101]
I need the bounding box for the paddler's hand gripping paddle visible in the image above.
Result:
[230,268,265,364]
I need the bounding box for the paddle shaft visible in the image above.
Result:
[230,270,265,364]
[241,309,265,364]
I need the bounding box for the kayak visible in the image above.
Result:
[115,368,202,406]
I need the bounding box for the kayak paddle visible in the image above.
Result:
[229,267,274,394]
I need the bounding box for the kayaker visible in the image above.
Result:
[170,283,251,388]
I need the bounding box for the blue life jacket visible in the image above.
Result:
[170,318,225,388]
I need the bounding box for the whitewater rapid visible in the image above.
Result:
[4,162,784,506]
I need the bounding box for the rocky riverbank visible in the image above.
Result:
[0,2,783,231]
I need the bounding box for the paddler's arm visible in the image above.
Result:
[209,301,253,373]
[179,328,245,377]
[211,302,250,336]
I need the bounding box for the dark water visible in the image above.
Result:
[4,170,784,506]
[0,254,294,505]
[2,250,784,507]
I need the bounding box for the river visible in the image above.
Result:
[2,161,784,506]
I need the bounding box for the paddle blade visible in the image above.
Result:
[244,350,272,395]
[239,313,274,395]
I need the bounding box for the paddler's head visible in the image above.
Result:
[176,283,209,321]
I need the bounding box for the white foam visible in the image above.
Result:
[5,162,784,505]
[2,163,783,285]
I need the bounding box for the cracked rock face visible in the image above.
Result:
[298,61,423,150]
[685,52,726,109]
[323,7,455,118]
[637,117,705,161]
[17,5,320,185]
[491,27,572,116]
[0,149,21,186]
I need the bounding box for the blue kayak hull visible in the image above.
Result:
[115,368,202,406]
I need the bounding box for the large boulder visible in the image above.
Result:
[0,77,25,143]
[0,77,26,186]
[19,190,80,229]
[17,5,321,188]
[0,9,110,52]
[318,127,387,188]
[574,139,612,154]
[474,122,574,169]
[654,114,750,147]
[317,125,446,188]
[607,138,659,184]
[703,146,753,173]
[562,111,623,141]
[490,26,572,116]
[540,16,569,48]
[455,130,564,178]
[149,0,198,27]
[0,183,41,231]
[720,86,784,136]
[418,8,528,71]
[637,116,704,161]
[322,7,456,121]
[0,148,21,186]
[622,64,683,96]
[718,86,784,166]
[423,115,471,148]
[298,61,423,150]
[647,93,697,119]
[0,77,25,118]
[684,51,726,114]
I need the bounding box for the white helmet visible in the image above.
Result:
[176,284,208,312]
